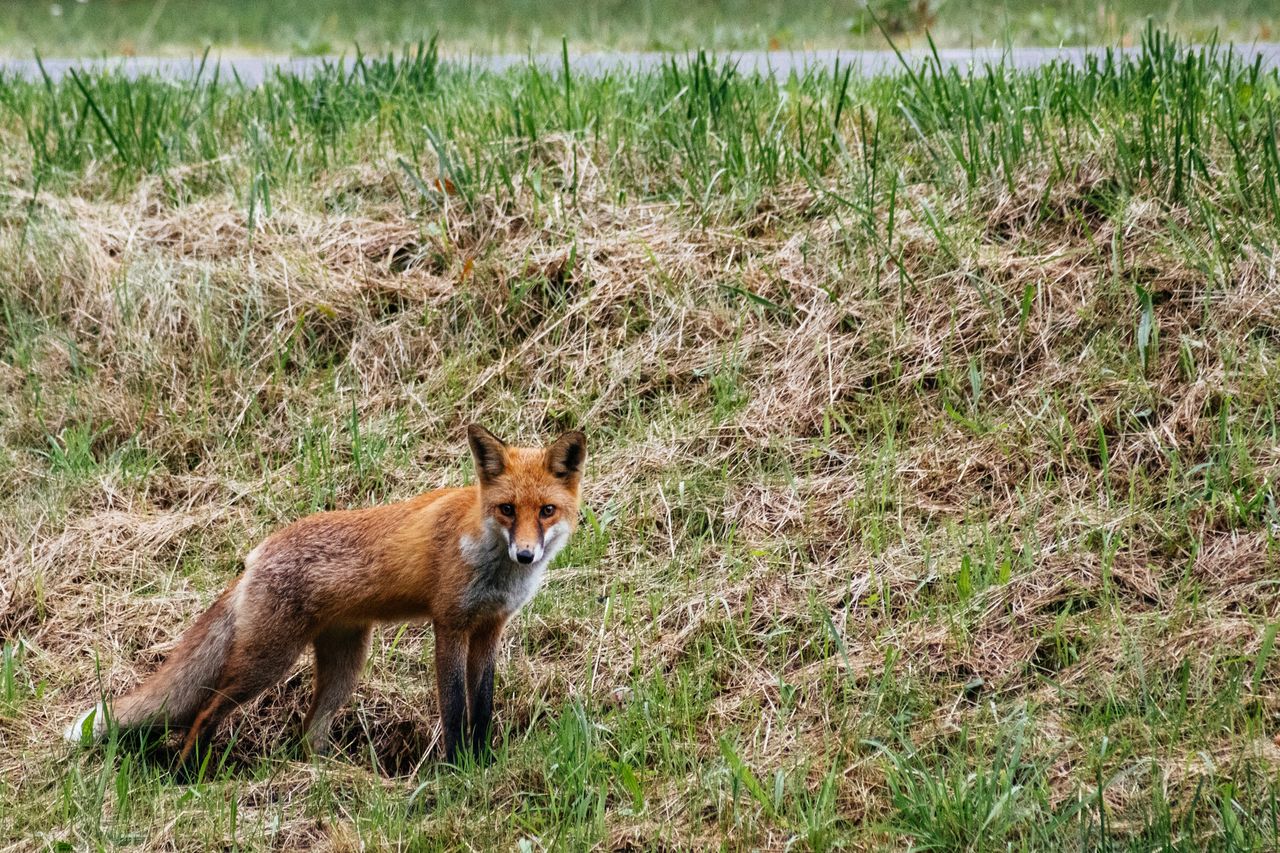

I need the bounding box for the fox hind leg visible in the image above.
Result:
[302,625,372,756]
[177,633,306,765]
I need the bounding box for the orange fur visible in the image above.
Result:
[65,425,587,765]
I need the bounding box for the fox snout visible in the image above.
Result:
[508,538,542,564]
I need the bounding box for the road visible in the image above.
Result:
[4,44,1280,86]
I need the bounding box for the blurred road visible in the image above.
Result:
[4,44,1280,85]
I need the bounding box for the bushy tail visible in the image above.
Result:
[64,582,240,744]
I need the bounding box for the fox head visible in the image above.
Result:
[467,424,587,566]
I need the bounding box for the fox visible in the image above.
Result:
[64,424,586,764]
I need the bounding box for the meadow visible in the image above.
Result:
[0,0,1276,57]
[1,25,1280,851]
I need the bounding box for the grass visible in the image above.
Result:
[0,0,1276,57]
[1,24,1279,850]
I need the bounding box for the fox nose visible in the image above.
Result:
[515,549,535,564]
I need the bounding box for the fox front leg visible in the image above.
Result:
[466,621,504,761]
[434,628,468,764]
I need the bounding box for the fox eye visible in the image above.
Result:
[497,503,515,517]
[540,504,556,519]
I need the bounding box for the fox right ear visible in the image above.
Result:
[545,429,587,482]
[467,424,507,483]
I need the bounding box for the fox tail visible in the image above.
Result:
[64,582,240,744]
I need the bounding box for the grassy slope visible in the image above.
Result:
[1,30,1280,850]
[0,0,1276,56]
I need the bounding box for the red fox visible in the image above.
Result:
[64,424,586,764]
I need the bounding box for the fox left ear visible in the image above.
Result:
[545,430,587,482]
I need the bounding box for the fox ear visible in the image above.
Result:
[545,430,587,482]
[467,424,507,483]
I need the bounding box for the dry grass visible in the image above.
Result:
[2,36,1280,850]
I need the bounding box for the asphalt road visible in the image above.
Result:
[4,44,1280,85]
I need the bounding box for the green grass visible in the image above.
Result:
[1,25,1280,850]
[0,0,1276,57]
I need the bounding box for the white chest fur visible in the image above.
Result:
[459,519,571,615]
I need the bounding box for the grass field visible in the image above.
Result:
[0,0,1277,57]
[1,25,1280,850]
